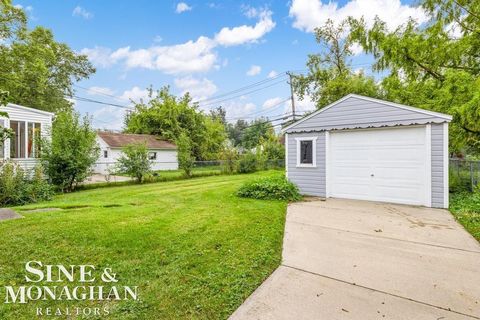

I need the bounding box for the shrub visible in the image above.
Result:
[238,152,257,173]
[116,143,152,183]
[0,162,53,206]
[177,133,195,177]
[237,175,301,201]
[220,146,238,174]
[41,111,99,192]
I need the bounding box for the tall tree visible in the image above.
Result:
[348,0,480,153]
[0,0,95,112]
[227,119,248,146]
[240,118,274,150]
[125,86,227,160]
[292,19,382,109]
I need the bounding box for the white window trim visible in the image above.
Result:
[295,136,317,168]
[443,122,449,208]
[325,132,330,197]
[9,120,41,160]
[425,124,432,207]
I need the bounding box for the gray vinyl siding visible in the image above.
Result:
[287,132,326,197]
[286,97,447,133]
[431,123,445,208]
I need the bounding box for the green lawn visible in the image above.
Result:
[450,191,480,241]
[0,171,287,319]
[157,165,222,179]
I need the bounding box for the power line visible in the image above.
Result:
[73,84,130,102]
[73,96,133,110]
[0,73,134,110]
[199,79,288,108]
[225,97,290,121]
[193,72,288,104]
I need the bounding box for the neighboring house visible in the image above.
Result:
[94,131,178,174]
[282,94,452,208]
[0,103,54,171]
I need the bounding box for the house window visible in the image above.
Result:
[10,121,25,158]
[103,150,108,158]
[27,122,41,158]
[148,152,157,160]
[10,120,41,159]
[296,137,317,167]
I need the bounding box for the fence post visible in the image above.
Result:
[470,161,474,192]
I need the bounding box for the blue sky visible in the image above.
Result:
[13,0,426,129]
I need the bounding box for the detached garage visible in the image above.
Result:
[283,94,452,208]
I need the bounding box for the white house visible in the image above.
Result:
[0,103,54,170]
[94,131,178,175]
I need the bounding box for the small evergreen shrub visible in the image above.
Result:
[237,175,301,201]
[0,162,54,206]
[237,152,257,173]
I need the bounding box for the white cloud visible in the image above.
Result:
[267,70,278,78]
[289,0,428,33]
[87,86,116,97]
[72,6,93,19]
[246,65,261,76]
[119,86,150,103]
[153,35,163,43]
[214,9,275,46]
[174,76,218,101]
[92,106,126,130]
[222,101,257,121]
[176,2,192,13]
[262,97,284,109]
[80,47,117,68]
[349,42,363,55]
[292,93,316,114]
[81,10,275,74]
[90,86,152,130]
[104,36,217,74]
[445,19,464,39]
[242,5,259,18]
[14,4,33,12]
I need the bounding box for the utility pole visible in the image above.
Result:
[286,72,296,121]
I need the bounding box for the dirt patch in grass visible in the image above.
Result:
[22,208,63,213]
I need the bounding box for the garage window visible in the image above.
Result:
[296,137,317,167]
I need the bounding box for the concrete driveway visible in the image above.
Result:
[230,199,480,320]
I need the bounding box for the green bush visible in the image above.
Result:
[41,110,99,192]
[237,175,301,201]
[238,152,257,174]
[116,143,152,183]
[220,146,238,174]
[0,162,54,206]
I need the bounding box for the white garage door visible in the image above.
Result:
[328,126,430,206]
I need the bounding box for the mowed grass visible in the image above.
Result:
[450,191,480,241]
[0,171,287,319]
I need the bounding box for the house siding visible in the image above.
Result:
[287,132,326,197]
[286,97,448,133]
[431,123,445,208]
[93,136,178,174]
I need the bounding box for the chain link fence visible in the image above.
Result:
[450,159,480,192]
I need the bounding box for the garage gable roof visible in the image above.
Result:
[283,94,452,133]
